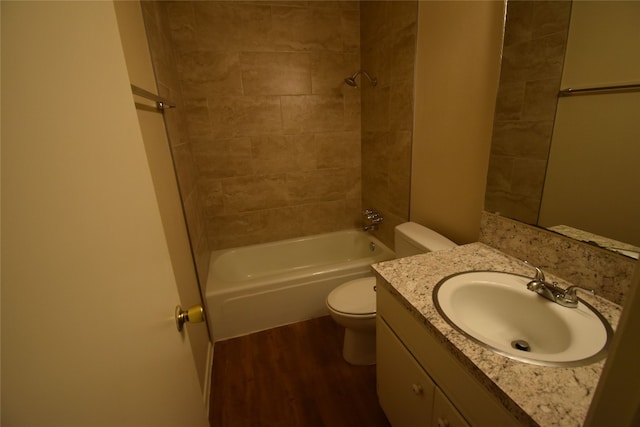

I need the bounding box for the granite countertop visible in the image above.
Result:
[372,242,622,427]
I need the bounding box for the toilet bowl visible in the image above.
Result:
[326,277,377,365]
[326,222,458,365]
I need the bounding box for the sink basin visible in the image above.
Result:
[433,271,613,366]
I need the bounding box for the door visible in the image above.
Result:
[1,2,209,426]
[113,0,212,395]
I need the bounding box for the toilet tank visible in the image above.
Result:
[394,222,457,258]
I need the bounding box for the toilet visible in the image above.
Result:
[326,222,457,365]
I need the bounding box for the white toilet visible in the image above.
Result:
[326,222,457,365]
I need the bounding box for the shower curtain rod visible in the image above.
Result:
[131,84,176,112]
[558,82,640,97]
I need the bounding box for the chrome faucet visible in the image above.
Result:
[362,209,383,231]
[523,261,595,308]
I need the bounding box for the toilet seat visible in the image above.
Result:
[327,277,376,316]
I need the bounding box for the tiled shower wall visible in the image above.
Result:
[484,1,571,224]
[165,1,362,250]
[360,1,417,249]
[141,2,210,285]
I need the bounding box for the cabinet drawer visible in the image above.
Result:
[377,318,435,427]
[434,388,470,427]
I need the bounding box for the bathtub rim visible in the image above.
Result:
[206,228,394,294]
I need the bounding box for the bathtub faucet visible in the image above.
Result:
[362,209,384,231]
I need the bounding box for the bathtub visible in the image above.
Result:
[205,229,395,341]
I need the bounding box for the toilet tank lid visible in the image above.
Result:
[395,222,457,251]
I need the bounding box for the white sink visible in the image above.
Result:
[433,271,613,366]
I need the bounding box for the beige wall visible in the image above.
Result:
[360,1,417,249]
[484,1,571,225]
[164,1,362,250]
[538,1,640,246]
[411,1,505,244]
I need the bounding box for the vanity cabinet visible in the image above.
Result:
[378,319,469,427]
[377,283,520,427]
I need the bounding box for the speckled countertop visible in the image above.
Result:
[372,242,622,427]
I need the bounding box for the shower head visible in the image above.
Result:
[344,76,359,87]
[344,70,377,88]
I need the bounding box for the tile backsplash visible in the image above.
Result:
[480,211,636,306]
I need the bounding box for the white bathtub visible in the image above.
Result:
[205,229,395,341]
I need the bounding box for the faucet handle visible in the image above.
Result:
[562,285,595,303]
[523,260,545,282]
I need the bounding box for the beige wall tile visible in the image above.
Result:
[483,192,541,227]
[281,94,345,132]
[286,168,348,204]
[250,133,317,174]
[182,188,206,248]
[361,1,389,45]
[205,97,237,138]
[164,1,363,250]
[390,23,417,83]
[234,95,284,135]
[222,174,289,212]
[200,177,224,212]
[207,210,266,248]
[362,86,390,132]
[316,131,360,169]
[343,88,361,131]
[361,1,417,248]
[192,137,252,179]
[389,79,414,131]
[341,8,360,52]
[526,31,568,80]
[485,155,514,193]
[193,2,272,52]
[311,51,359,94]
[183,98,212,138]
[241,52,311,96]
[270,6,343,51]
[171,142,199,196]
[531,1,571,38]
[361,42,391,90]
[510,157,547,197]
[522,77,561,120]
[502,1,533,47]
[165,2,196,45]
[494,81,525,121]
[299,199,359,233]
[486,1,570,225]
[491,120,553,159]
[178,51,242,96]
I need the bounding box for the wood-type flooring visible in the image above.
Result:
[210,315,391,427]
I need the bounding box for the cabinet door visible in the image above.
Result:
[433,388,470,427]
[377,318,436,427]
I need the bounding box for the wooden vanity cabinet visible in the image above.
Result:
[376,283,521,427]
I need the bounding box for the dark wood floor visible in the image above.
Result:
[210,316,391,427]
